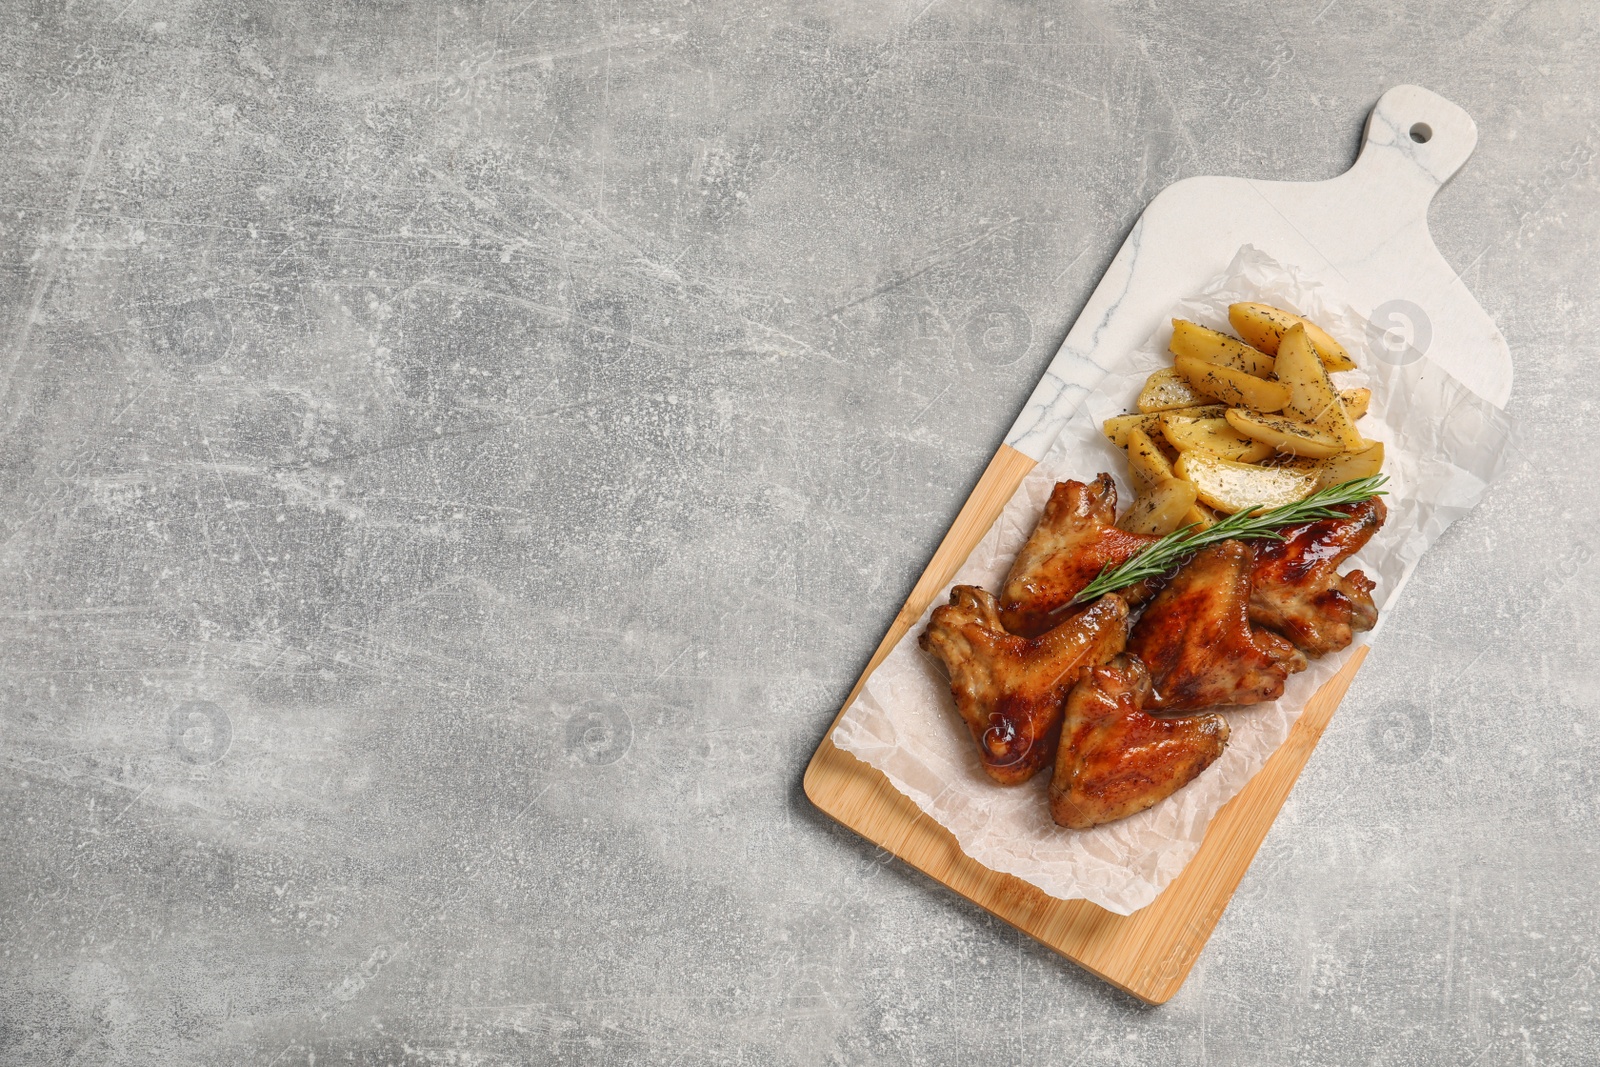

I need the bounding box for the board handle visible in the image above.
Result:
[1353,84,1478,196]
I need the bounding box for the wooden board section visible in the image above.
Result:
[803,443,1369,1004]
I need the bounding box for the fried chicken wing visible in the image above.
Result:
[1128,541,1307,711]
[1249,497,1386,657]
[1049,655,1230,829]
[999,475,1159,638]
[920,587,1128,785]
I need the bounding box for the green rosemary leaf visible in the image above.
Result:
[1069,475,1388,605]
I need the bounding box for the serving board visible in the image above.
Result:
[804,85,1513,1004]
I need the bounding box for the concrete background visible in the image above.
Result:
[2,0,1596,1063]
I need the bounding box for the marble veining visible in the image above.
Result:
[1005,85,1512,464]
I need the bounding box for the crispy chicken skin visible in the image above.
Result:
[1049,656,1230,829]
[1249,497,1386,657]
[920,587,1128,785]
[1128,541,1307,711]
[999,475,1159,638]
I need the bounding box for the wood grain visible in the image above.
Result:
[803,442,1369,1004]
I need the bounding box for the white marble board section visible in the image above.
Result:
[1007,84,1512,462]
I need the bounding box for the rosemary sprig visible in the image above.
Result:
[1069,475,1389,605]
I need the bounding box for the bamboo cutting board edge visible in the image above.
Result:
[803,442,1371,1004]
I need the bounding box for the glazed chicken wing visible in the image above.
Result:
[999,475,1159,638]
[1128,541,1307,711]
[920,587,1128,785]
[1049,655,1230,829]
[1250,497,1386,657]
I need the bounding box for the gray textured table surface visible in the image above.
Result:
[3,2,1597,1064]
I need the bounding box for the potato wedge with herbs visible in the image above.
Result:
[1169,320,1275,377]
[1290,440,1385,490]
[1102,405,1225,449]
[1223,408,1346,458]
[1276,325,1365,449]
[1123,427,1176,490]
[1173,355,1291,412]
[1136,367,1210,413]
[1181,500,1219,531]
[1116,476,1199,536]
[1160,412,1274,462]
[1340,387,1372,421]
[1102,411,1164,449]
[1228,302,1358,371]
[1174,451,1319,513]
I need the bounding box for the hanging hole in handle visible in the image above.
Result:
[1409,122,1432,144]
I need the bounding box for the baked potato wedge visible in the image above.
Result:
[1339,387,1371,421]
[1228,302,1357,371]
[1136,368,1210,413]
[1223,408,1346,458]
[1116,476,1199,536]
[1102,411,1164,450]
[1168,319,1275,377]
[1181,500,1218,531]
[1123,427,1177,490]
[1275,325,1364,449]
[1289,440,1386,490]
[1174,451,1319,513]
[1102,405,1224,449]
[1173,355,1291,412]
[1160,412,1275,462]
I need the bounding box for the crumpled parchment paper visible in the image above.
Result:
[831,246,1513,916]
